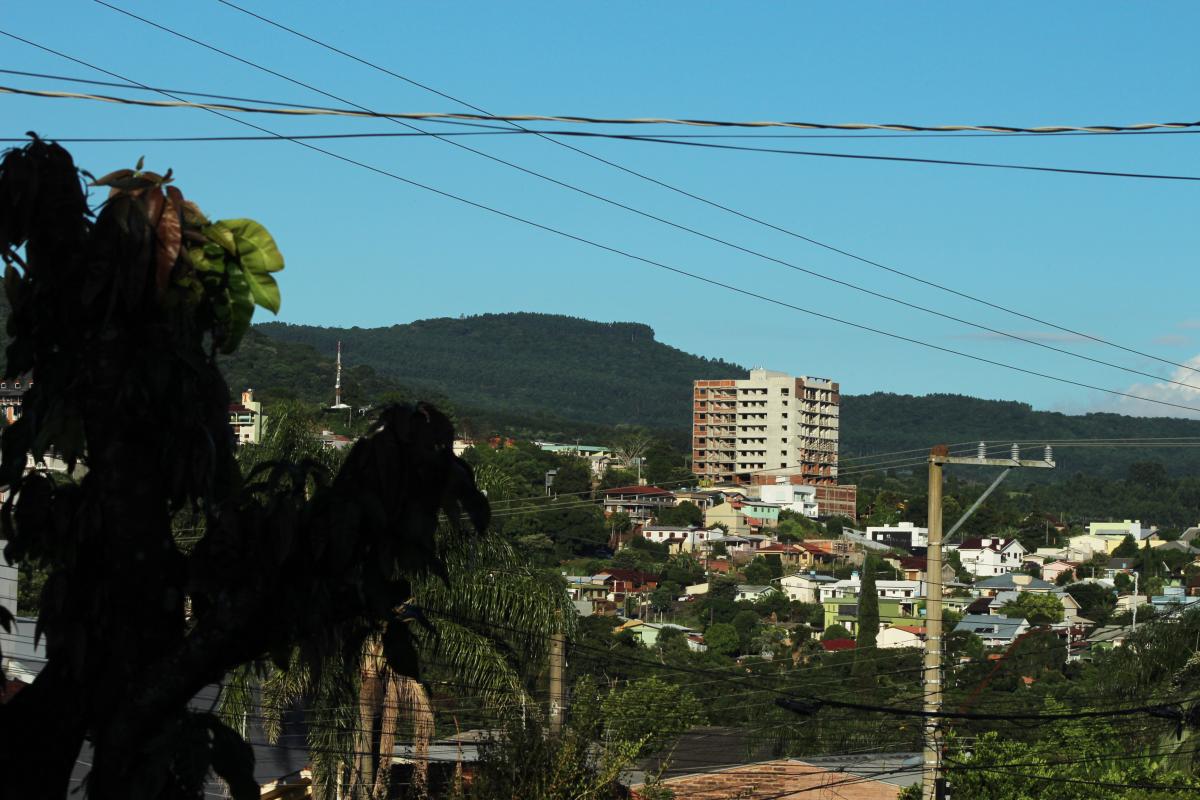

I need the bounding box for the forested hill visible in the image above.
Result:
[841,393,1200,478]
[255,313,1200,479]
[257,313,745,431]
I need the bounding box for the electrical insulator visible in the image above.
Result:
[1045,444,1053,462]
[978,441,986,459]
[1011,443,1020,461]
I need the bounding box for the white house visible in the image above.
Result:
[778,573,839,604]
[735,584,777,603]
[1088,519,1157,542]
[866,522,928,551]
[956,537,1027,577]
[639,525,723,553]
[818,576,924,603]
[757,481,819,518]
[877,625,925,649]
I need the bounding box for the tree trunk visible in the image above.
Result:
[350,639,384,798]
[397,676,434,798]
[371,669,402,800]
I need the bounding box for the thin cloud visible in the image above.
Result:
[1104,353,1200,419]
[1179,320,1200,330]
[1152,334,1191,346]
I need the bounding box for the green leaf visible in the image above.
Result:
[200,713,258,800]
[221,265,255,354]
[244,269,280,314]
[203,222,237,256]
[223,218,284,273]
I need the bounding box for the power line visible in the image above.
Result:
[207,2,1200,380]
[9,79,1200,185]
[12,35,1200,423]
[84,5,1200,399]
[0,130,530,143]
[1,68,1192,141]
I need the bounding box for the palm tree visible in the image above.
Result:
[222,434,575,799]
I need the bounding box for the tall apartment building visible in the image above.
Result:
[692,368,839,486]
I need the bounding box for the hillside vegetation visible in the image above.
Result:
[257,313,1200,480]
[258,313,744,431]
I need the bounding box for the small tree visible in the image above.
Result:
[853,558,880,682]
[704,622,739,657]
[1000,592,1064,625]
[1112,534,1140,557]
[601,676,704,757]
[821,623,853,641]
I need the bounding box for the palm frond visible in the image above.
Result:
[217,662,257,738]
[419,619,530,712]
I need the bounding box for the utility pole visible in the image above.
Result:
[923,446,946,800]
[549,620,565,735]
[923,442,1054,800]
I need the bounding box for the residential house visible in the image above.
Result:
[1087,624,1135,651]
[563,575,608,605]
[738,499,781,527]
[778,572,839,604]
[639,525,723,554]
[822,595,924,634]
[888,556,955,587]
[593,569,661,604]
[972,572,1056,597]
[756,542,835,570]
[954,614,1030,647]
[866,522,928,551]
[1104,557,1138,579]
[535,441,614,477]
[704,502,754,537]
[228,389,265,445]
[955,537,1027,577]
[614,620,707,652]
[1151,586,1200,613]
[757,480,819,518]
[672,490,722,512]
[820,576,924,603]
[753,542,808,569]
[1039,559,1078,584]
[1089,519,1158,549]
[877,625,925,649]
[603,485,676,523]
[704,533,757,559]
[735,584,778,603]
[1065,534,1113,559]
[803,538,856,561]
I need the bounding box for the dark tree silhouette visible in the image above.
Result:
[0,139,486,799]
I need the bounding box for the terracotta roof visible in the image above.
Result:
[899,557,927,570]
[891,625,925,635]
[820,638,857,652]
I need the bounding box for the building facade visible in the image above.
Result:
[229,389,265,445]
[692,369,840,486]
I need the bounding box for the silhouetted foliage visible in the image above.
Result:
[0,140,486,800]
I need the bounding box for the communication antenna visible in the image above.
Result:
[330,341,350,410]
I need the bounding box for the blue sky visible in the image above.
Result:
[4,2,1199,416]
